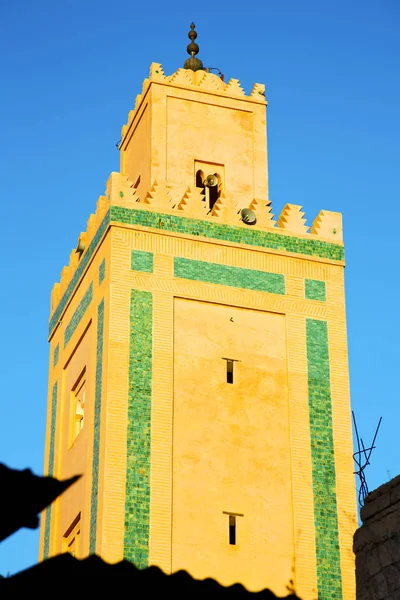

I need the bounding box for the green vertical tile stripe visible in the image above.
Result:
[63,282,93,348]
[306,319,342,599]
[89,299,104,554]
[43,381,58,559]
[131,250,154,273]
[174,257,285,294]
[53,344,59,367]
[124,289,153,568]
[305,278,326,302]
[99,258,106,285]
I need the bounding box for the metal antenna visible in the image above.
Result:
[352,411,382,507]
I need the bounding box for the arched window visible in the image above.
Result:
[196,169,205,189]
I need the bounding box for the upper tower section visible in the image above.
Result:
[119,23,269,209]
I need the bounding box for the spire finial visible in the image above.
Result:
[184,22,204,72]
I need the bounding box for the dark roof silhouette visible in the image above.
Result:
[0,463,301,599]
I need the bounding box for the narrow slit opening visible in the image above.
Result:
[227,360,233,384]
[229,515,236,545]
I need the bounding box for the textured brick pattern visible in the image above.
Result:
[354,474,400,600]
[124,289,153,568]
[53,344,59,367]
[305,278,326,302]
[111,206,344,261]
[43,381,58,559]
[131,250,154,273]
[306,319,342,599]
[89,298,105,554]
[49,210,110,335]
[99,258,106,285]
[174,257,285,294]
[63,282,93,348]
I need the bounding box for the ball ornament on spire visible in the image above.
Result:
[183,22,203,71]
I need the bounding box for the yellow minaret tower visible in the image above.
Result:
[39,24,357,599]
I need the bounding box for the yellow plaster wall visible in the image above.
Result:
[121,102,151,201]
[172,299,293,594]
[40,232,111,560]
[105,223,356,599]
[120,77,269,205]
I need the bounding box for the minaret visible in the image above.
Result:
[39,25,357,599]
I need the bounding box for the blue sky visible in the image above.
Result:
[0,0,399,577]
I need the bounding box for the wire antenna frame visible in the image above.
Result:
[352,411,382,508]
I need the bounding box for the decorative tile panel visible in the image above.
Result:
[63,283,93,348]
[131,250,154,273]
[174,257,285,295]
[89,299,104,553]
[53,344,59,367]
[43,381,58,559]
[124,289,153,568]
[305,279,326,302]
[99,259,106,285]
[306,318,342,599]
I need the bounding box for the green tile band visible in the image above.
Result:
[43,381,58,559]
[131,250,154,273]
[305,279,326,302]
[306,319,342,599]
[63,282,93,348]
[174,257,285,294]
[53,344,59,367]
[89,299,105,554]
[49,205,344,337]
[124,289,153,567]
[99,259,106,285]
[111,206,344,262]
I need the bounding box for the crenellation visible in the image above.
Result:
[250,82,266,101]
[311,210,343,242]
[197,70,225,92]
[167,68,195,87]
[210,190,237,220]
[143,180,175,210]
[176,186,207,218]
[86,214,97,243]
[51,282,61,312]
[225,78,246,97]
[60,265,72,295]
[95,194,109,227]
[149,63,165,81]
[68,248,80,271]
[249,198,276,228]
[277,204,309,234]
[49,173,345,318]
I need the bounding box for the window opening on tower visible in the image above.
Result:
[223,511,244,546]
[222,357,240,384]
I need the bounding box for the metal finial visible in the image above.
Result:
[184,22,203,72]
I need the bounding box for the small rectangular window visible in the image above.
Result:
[229,515,236,545]
[227,360,233,384]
